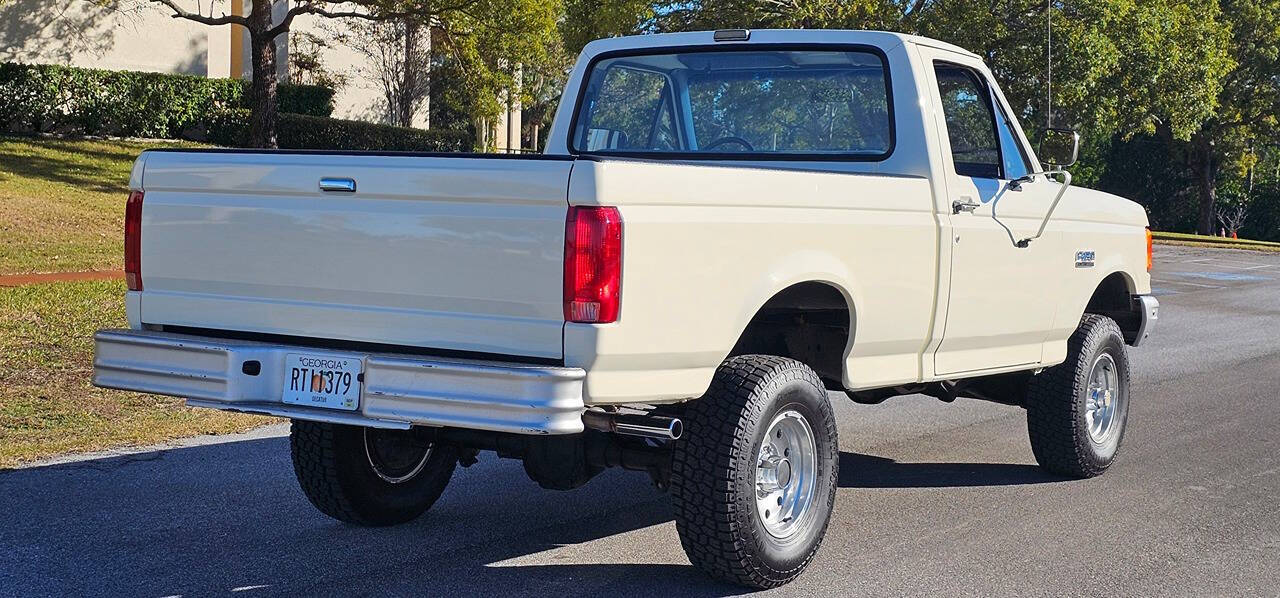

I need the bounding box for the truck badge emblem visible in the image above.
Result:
[1075,251,1096,268]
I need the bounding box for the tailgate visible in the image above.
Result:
[136,150,572,359]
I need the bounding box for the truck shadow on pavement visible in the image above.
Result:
[0,435,749,597]
[839,452,1066,488]
[0,438,1065,596]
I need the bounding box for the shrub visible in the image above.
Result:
[207,109,470,152]
[277,84,335,118]
[0,62,332,137]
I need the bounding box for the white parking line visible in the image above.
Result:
[1192,258,1277,270]
[1151,278,1224,289]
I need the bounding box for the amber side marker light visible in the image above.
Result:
[1152,227,1162,272]
[125,190,144,291]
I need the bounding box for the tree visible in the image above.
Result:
[1163,0,1280,234]
[126,0,496,148]
[561,0,655,53]
[578,1,1236,232]
[318,0,560,144]
[289,29,349,90]
[429,0,562,150]
[331,17,433,127]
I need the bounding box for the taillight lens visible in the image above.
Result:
[125,190,143,290]
[564,206,622,323]
[1145,227,1153,272]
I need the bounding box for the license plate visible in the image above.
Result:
[282,353,361,411]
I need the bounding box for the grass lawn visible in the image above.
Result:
[0,279,265,469]
[0,136,205,275]
[1151,230,1280,252]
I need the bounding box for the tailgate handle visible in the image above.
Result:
[319,177,356,193]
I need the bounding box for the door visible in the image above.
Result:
[923,54,1065,375]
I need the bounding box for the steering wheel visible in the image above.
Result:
[702,136,755,152]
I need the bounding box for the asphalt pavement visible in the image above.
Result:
[2,244,1278,597]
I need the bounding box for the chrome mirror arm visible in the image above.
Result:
[992,168,1073,249]
[1017,168,1071,247]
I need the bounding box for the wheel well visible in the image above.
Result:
[1085,272,1141,344]
[728,282,851,390]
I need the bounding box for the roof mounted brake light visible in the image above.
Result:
[713,29,750,42]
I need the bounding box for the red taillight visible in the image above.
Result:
[564,206,622,323]
[1145,227,1153,272]
[125,190,143,290]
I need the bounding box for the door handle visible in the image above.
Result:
[319,177,356,193]
[952,197,980,214]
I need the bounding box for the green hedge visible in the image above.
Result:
[207,109,469,152]
[0,62,334,138]
[277,84,335,119]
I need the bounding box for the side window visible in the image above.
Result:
[934,63,1000,179]
[993,99,1033,179]
[580,66,676,151]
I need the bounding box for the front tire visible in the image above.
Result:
[1026,314,1131,478]
[290,421,457,526]
[670,355,839,588]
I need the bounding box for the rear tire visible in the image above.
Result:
[670,355,839,588]
[1026,314,1131,478]
[290,421,457,526]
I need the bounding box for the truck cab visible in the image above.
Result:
[94,29,1158,588]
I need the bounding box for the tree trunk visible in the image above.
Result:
[421,26,430,130]
[1193,141,1217,235]
[248,0,279,148]
[398,20,417,128]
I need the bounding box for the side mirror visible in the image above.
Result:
[1038,128,1079,169]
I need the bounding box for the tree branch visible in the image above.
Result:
[266,0,479,40]
[153,0,249,27]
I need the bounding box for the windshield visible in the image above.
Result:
[572,48,893,159]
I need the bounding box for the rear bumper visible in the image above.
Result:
[92,329,586,435]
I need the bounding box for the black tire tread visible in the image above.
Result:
[1026,314,1129,478]
[289,420,455,526]
[290,420,367,524]
[670,355,838,589]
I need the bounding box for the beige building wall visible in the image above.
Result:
[0,0,290,80]
[292,13,384,123]
[0,0,228,77]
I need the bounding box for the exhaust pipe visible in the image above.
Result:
[582,410,683,440]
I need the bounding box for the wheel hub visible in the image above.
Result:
[363,428,433,484]
[1084,353,1124,445]
[755,410,817,540]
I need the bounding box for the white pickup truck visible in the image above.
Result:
[94,29,1159,587]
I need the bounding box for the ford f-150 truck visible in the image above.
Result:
[93,29,1159,588]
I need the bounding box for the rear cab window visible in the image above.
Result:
[571,47,895,161]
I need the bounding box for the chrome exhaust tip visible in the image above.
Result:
[582,410,683,440]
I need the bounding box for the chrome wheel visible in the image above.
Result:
[1084,353,1124,445]
[755,409,818,540]
[363,428,432,484]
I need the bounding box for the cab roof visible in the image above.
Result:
[580,29,979,59]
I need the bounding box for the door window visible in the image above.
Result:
[934,63,1000,179]
[993,100,1033,179]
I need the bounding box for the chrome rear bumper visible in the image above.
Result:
[92,329,586,435]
